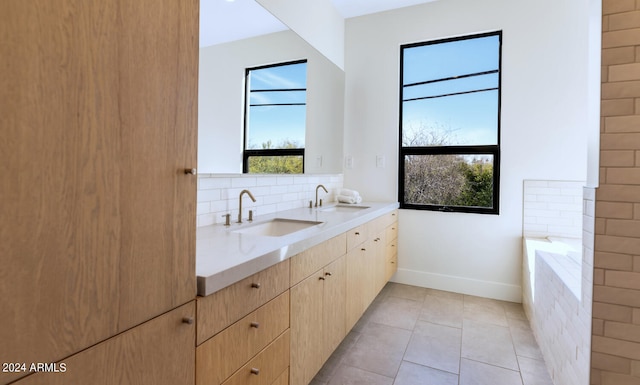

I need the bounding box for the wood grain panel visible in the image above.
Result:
[0,0,198,383]
[290,272,324,385]
[15,302,195,385]
[271,368,289,385]
[346,224,368,251]
[222,330,290,385]
[322,256,347,362]
[290,233,346,285]
[197,260,290,345]
[196,291,290,385]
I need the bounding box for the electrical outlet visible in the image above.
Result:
[344,155,353,169]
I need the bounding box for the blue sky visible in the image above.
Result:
[402,34,500,146]
[246,62,307,149]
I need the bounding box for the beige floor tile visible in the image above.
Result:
[359,322,412,353]
[463,296,509,327]
[368,296,422,330]
[341,343,404,378]
[403,320,462,374]
[384,282,428,302]
[462,319,519,370]
[459,358,523,385]
[327,365,394,385]
[311,283,553,385]
[393,361,458,385]
[420,293,464,328]
[511,327,544,360]
[518,356,554,385]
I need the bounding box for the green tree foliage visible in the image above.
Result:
[248,139,303,174]
[403,125,493,208]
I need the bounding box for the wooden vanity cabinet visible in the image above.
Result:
[196,261,291,385]
[1,1,198,384]
[290,236,347,385]
[15,302,196,385]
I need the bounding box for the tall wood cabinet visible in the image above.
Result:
[0,1,199,384]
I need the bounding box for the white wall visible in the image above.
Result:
[343,0,592,302]
[256,0,345,69]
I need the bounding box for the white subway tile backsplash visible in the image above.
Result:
[196,173,343,226]
[523,180,585,238]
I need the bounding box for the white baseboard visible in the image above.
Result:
[391,268,522,303]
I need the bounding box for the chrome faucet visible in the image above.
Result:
[315,184,328,207]
[238,189,256,223]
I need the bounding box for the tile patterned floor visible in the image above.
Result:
[310,282,553,385]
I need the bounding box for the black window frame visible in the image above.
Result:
[398,31,502,215]
[243,59,307,174]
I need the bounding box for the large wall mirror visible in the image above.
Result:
[198,0,345,174]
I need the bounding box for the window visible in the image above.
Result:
[243,60,307,174]
[399,32,502,214]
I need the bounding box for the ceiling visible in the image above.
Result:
[200,0,438,47]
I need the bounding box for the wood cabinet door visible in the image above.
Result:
[290,272,324,385]
[0,0,198,381]
[15,302,196,385]
[322,255,346,362]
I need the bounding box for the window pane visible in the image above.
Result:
[247,155,303,174]
[402,90,499,146]
[402,35,500,85]
[404,154,494,209]
[246,105,306,149]
[249,62,307,90]
[402,34,499,147]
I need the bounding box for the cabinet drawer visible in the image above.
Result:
[346,224,368,250]
[197,260,290,344]
[197,292,290,385]
[290,233,346,285]
[222,330,290,385]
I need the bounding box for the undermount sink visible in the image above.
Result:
[320,204,370,213]
[232,218,323,237]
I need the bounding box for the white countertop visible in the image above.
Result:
[196,201,399,296]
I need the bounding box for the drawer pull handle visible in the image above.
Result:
[251,283,261,289]
[250,322,260,328]
[250,368,260,375]
[325,272,332,277]
[181,317,194,325]
[355,232,360,235]
[319,276,326,281]
[391,261,395,264]
[361,248,366,251]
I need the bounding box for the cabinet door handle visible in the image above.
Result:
[325,272,332,277]
[355,232,360,235]
[250,368,260,375]
[319,276,326,281]
[182,317,194,325]
[251,282,261,289]
[361,248,366,251]
[250,321,260,328]
[184,168,197,175]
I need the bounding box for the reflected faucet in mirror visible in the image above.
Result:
[238,189,256,223]
[315,184,328,207]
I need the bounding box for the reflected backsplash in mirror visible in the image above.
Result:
[198,3,345,174]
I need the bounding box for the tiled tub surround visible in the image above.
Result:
[522,184,594,385]
[196,173,344,227]
[196,200,398,296]
[523,180,585,239]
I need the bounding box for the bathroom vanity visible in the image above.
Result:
[194,202,398,385]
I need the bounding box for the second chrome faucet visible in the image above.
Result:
[238,189,256,223]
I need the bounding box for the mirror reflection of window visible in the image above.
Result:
[244,60,308,174]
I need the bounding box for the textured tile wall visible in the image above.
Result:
[523,180,585,238]
[592,1,640,383]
